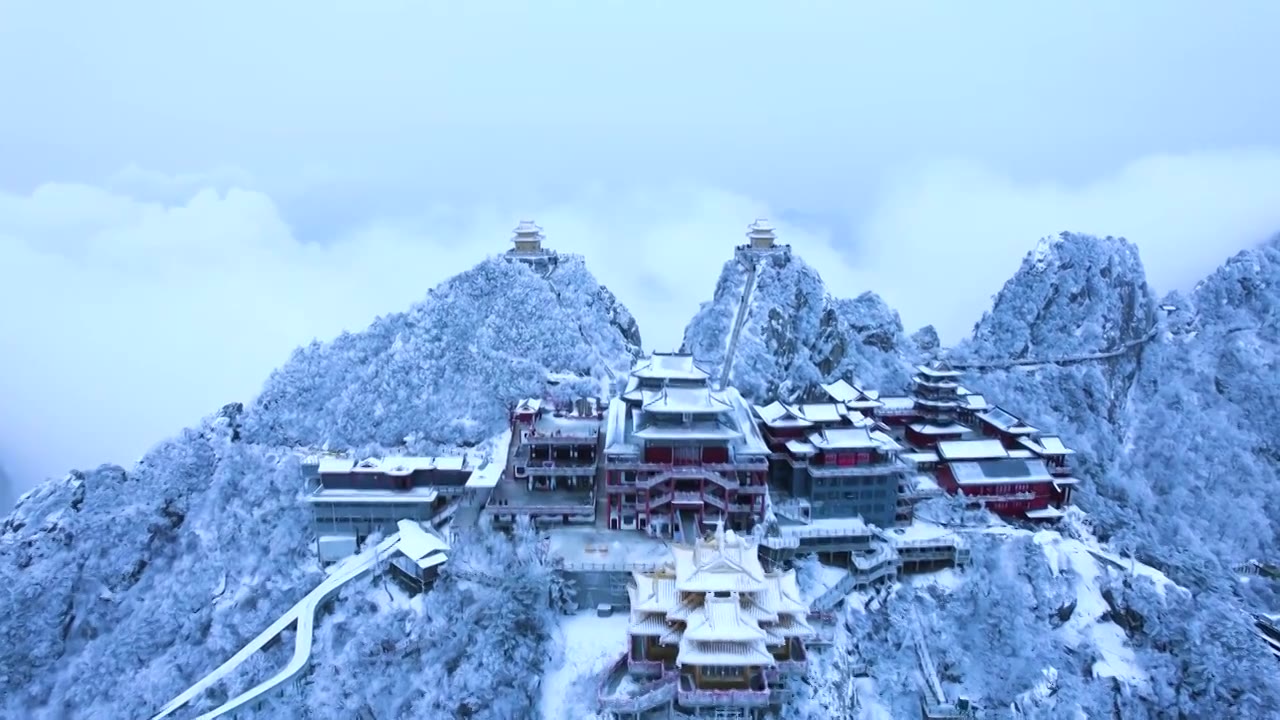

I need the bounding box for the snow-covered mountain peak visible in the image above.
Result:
[682,245,912,402]
[961,232,1158,362]
[243,253,641,453]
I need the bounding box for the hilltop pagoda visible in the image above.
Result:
[504,219,557,270]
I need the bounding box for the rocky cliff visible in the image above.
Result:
[681,247,912,402]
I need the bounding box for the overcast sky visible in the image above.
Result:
[2,1,1280,505]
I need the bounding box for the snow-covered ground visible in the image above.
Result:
[1034,530,1149,685]
[539,610,630,720]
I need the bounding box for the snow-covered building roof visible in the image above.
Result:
[672,526,769,594]
[786,439,817,456]
[632,422,743,441]
[753,401,815,428]
[604,397,636,455]
[807,426,879,451]
[320,456,469,475]
[963,394,990,411]
[513,398,543,414]
[395,519,450,570]
[727,390,773,456]
[630,353,711,382]
[976,407,1039,435]
[901,451,939,465]
[915,360,964,378]
[936,439,1009,461]
[1019,435,1076,456]
[877,396,917,414]
[949,458,1054,485]
[820,379,883,409]
[627,521,812,670]
[907,422,971,436]
[683,594,769,643]
[641,386,733,414]
[753,401,846,427]
[745,218,777,245]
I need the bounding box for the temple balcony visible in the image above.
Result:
[520,460,598,477]
[672,491,704,507]
[1048,462,1073,477]
[648,493,673,509]
[606,457,769,473]
[626,658,668,678]
[677,674,771,708]
[703,493,728,510]
[764,660,807,682]
[623,466,745,491]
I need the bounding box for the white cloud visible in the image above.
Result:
[847,149,1280,340]
[2,148,1280,501]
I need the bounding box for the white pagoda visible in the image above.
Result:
[505,219,557,268]
[745,218,777,250]
[624,521,812,713]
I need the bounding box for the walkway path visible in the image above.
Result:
[150,533,402,720]
[949,325,1159,371]
[719,257,759,389]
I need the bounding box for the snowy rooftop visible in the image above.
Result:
[963,394,990,410]
[808,426,879,451]
[977,407,1039,435]
[514,398,543,414]
[777,516,872,539]
[727,389,772,456]
[305,486,441,504]
[603,397,637,455]
[673,525,769,593]
[641,386,733,415]
[950,457,1054,485]
[396,519,450,561]
[754,401,814,428]
[605,387,767,456]
[630,353,711,382]
[1019,435,1076,456]
[877,396,917,412]
[464,428,512,489]
[785,439,816,456]
[683,594,769,643]
[882,522,962,548]
[531,413,601,438]
[901,451,939,464]
[936,439,1009,461]
[908,422,971,435]
[746,218,776,239]
[916,361,964,378]
[632,421,742,441]
[821,379,883,408]
[676,638,775,667]
[316,455,469,475]
[512,219,544,239]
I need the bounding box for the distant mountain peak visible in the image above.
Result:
[961,233,1158,362]
[244,252,641,452]
[682,240,911,401]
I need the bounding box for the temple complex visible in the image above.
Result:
[620,521,812,716]
[487,395,602,527]
[754,400,905,528]
[813,366,1078,522]
[604,352,772,539]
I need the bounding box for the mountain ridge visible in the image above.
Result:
[4,231,1280,718]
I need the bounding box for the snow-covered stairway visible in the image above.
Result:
[719,257,759,389]
[151,533,403,720]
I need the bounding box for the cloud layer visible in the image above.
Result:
[3,148,1280,502]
